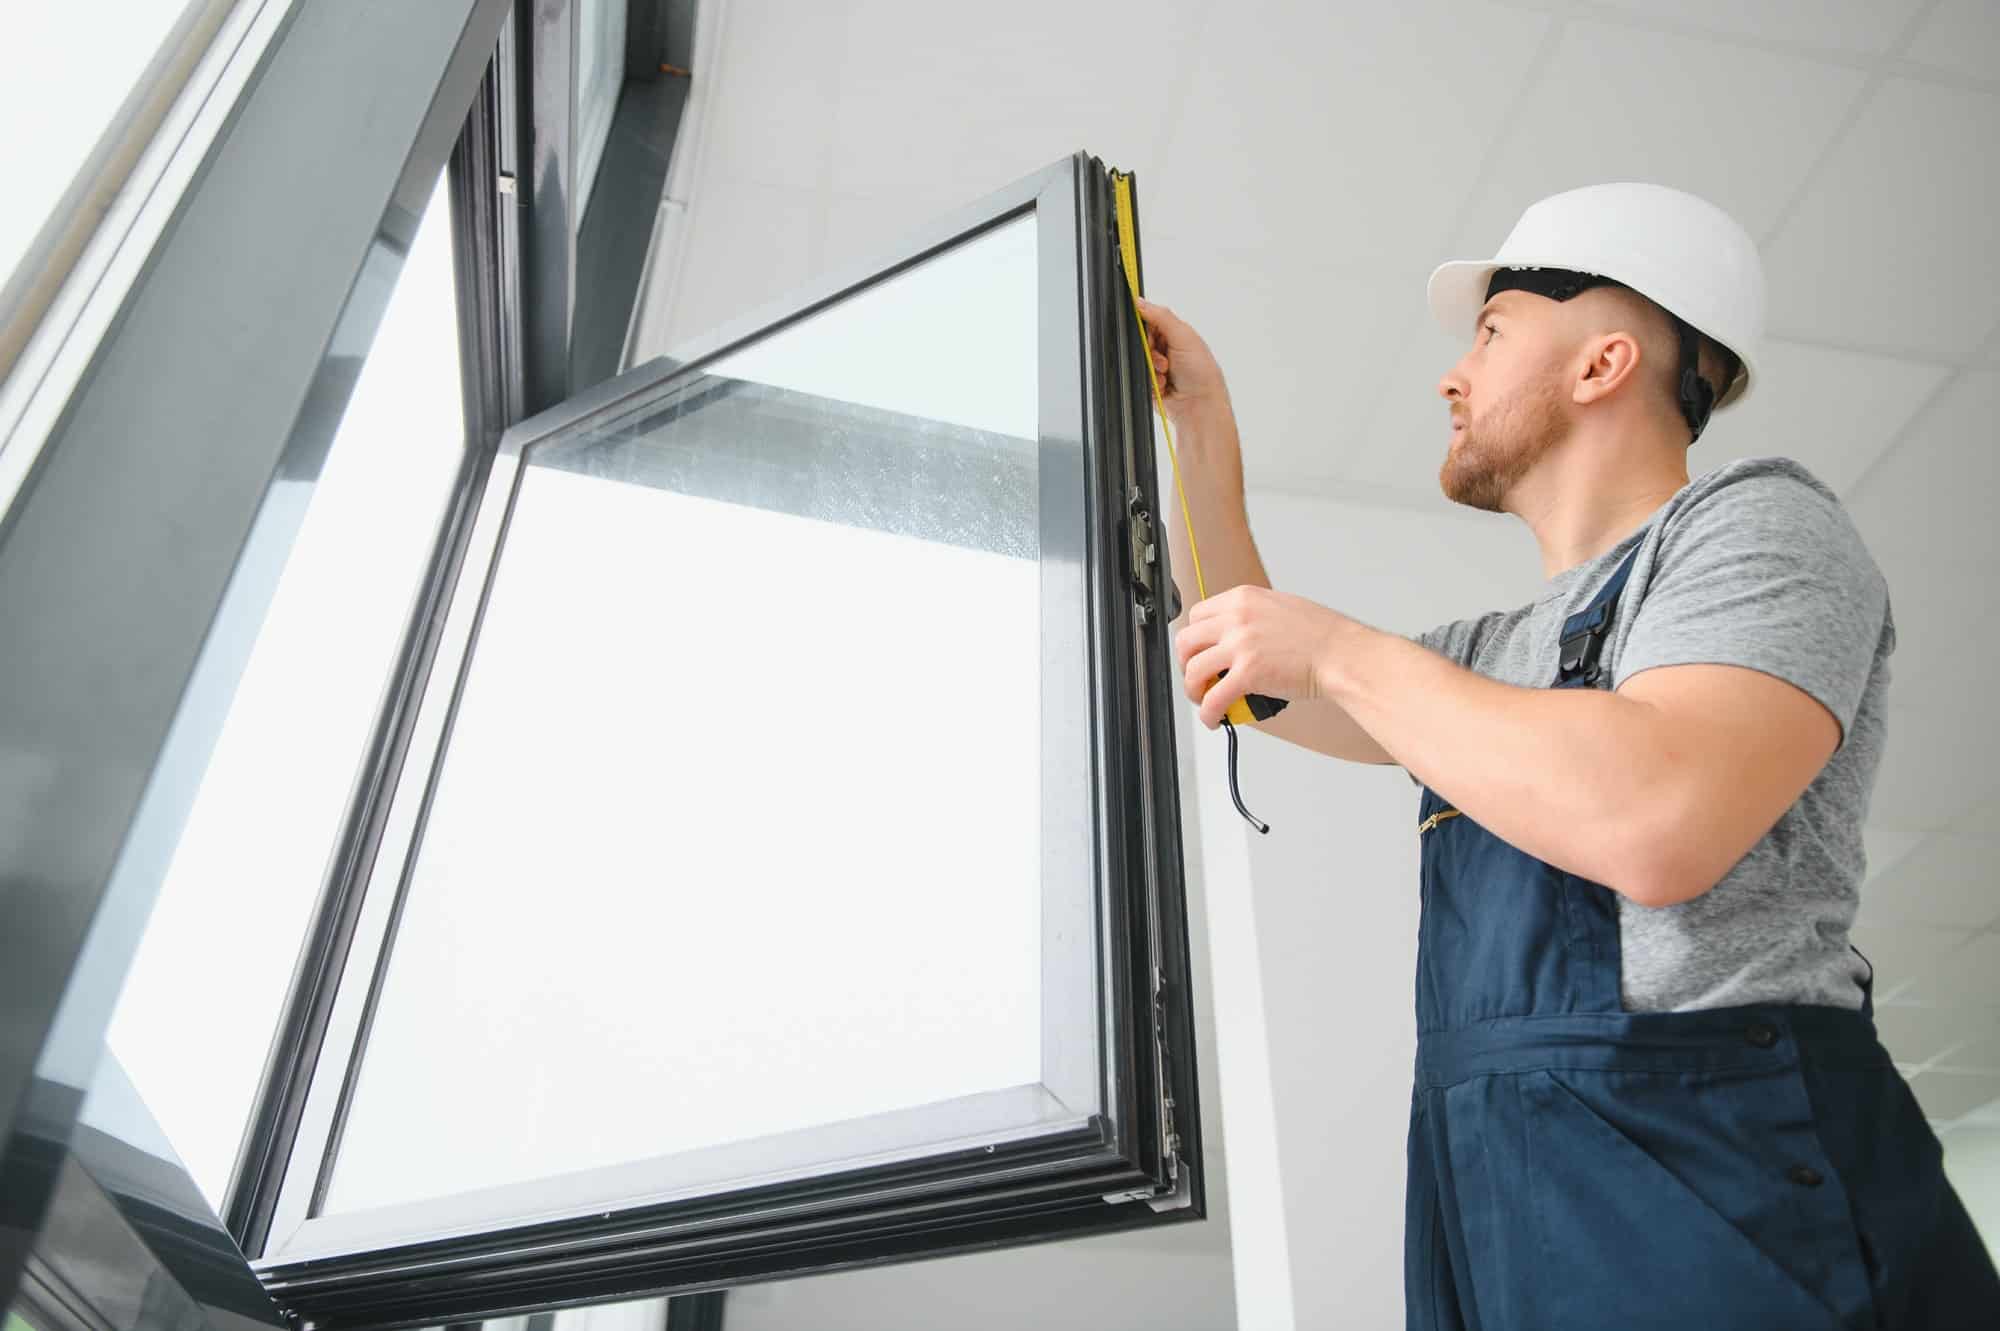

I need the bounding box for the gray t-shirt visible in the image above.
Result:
[1410,456,1895,1013]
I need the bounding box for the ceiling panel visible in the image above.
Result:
[1846,371,2000,578]
[1863,819,1926,885]
[817,185,977,282]
[1574,0,1932,57]
[1857,829,2000,931]
[1849,920,1978,1002]
[825,0,1201,209]
[699,0,855,192]
[661,174,820,351]
[1693,341,1947,496]
[1928,1015,2000,1079]
[1334,316,1465,498]
[1867,703,1999,836]
[1443,19,1868,262]
[1140,232,1417,491]
[1901,932,2000,1006]
[1908,1068,2000,1122]
[1902,0,2000,82]
[1933,1020,2000,1075]
[1874,1000,2000,1067]
[1763,80,2000,361]
[1878,564,1983,707]
[1146,0,1550,279]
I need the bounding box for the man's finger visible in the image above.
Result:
[1135,296,1180,332]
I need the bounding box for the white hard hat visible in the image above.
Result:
[1426,182,1765,420]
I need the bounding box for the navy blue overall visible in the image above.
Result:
[1406,548,2000,1329]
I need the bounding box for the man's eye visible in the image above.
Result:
[1483,321,1499,339]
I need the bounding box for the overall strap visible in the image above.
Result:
[1554,545,1643,688]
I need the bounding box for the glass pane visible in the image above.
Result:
[325,212,1044,1214]
[574,0,628,227]
[103,172,468,1209]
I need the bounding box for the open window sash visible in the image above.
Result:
[242,151,1202,1331]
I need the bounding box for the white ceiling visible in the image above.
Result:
[636,0,2000,1144]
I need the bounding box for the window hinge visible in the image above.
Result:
[1129,484,1157,597]
[1128,485,1180,627]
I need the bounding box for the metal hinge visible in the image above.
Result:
[1128,485,1181,627]
[1128,485,1158,600]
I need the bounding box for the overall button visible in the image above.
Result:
[1787,1164,1825,1188]
[1744,1022,1778,1049]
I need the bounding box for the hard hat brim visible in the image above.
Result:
[1426,257,1754,411]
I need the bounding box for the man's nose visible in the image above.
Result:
[1438,365,1466,404]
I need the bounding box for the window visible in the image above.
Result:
[104,168,469,1211]
[243,153,1203,1329]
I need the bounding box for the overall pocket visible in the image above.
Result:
[1519,1066,1871,1329]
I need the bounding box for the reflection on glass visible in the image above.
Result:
[325,214,1043,1213]
[574,0,628,228]
[104,174,467,1209]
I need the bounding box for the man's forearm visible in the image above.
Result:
[1317,621,1684,903]
[1165,407,1269,631]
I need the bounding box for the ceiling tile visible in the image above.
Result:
[1863,820,1927,886]
[1244,487,1542,631]
[1866,703,1999,836]
[1147,0,1551,278]
[818,186,973,282]
[1446,19,1868,261]
[1874,1001,2000,1066]
[1334,312,1465,498]
[1902,0,2000,82]
[1764,80,2000,362]
[1580,0,1930,56]
[661,174,820,352]
[1858,829,2000,930]
[1849,921,1977,1002]
[699,0,855,192]
[1879,570,1984,709]
[1139,233,1416,491]
[826,0,1202,208]
[1907,1068,2000,1122]
[1931,1019,2000,1074]
[1901,933,2000,1007]
[1694,341,1947,497]
[1845,372,2000,585]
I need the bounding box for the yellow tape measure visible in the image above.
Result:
[1112,171,1278,733]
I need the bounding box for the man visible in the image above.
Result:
[1142,182,1999,1328]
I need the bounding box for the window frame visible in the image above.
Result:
[0,0,512,1318]
[238,150,1206,1331]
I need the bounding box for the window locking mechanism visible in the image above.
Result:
[1128,486,1180,627]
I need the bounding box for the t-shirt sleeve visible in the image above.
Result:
[1401,615,1491,781]
[1406,614,1488,668]
[1613,469,1888,746]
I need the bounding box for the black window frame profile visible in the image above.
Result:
[237,151,1205,1331]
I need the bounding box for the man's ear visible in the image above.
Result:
[1573,329,1643,406]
